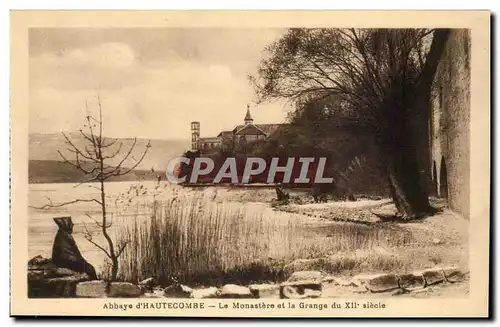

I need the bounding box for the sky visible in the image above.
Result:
[29,28,291,140]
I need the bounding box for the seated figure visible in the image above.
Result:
[51,217,98,280]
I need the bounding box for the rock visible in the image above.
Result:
[280,279,322,299]
[76,280,107,298]
[138,277,156,292]
[190,287,219,299]
[108,282,143,298]
[28,255,91,298]
[432,238,442,245]
[139,277,156,287]
[28,255,51,268]
[421,268,445,286]
[280,283,322,299]
[352,273,400,293]
[53,268,80,277]
[287,270,323,283]
[441,267,466,283]
[248,284,280,298]
[163,284,193,298]
[219,284,253,298]
[398,272,425,290]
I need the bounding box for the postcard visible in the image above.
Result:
[10,10,490,317]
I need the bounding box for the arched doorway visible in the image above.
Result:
[432,161,438,197]
[439,157,448,199]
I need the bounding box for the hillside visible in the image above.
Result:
[28,160,161,184]
[30,133,189,170]
[29,133,189,184]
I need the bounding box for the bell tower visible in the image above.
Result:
[244,104,254,125]
[191,121,200,150]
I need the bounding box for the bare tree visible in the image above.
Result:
[36,95,151,280]
[250,28,450,219]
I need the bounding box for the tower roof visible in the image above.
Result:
[244,104,253,122]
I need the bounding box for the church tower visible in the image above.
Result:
[244,104,254,125]
[191,121,200,150]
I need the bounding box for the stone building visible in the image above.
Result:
[192,104,285,152]
[429,29,471,218]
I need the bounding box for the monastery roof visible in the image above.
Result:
[233,123,285,136]
[234,124,266,136]
[199,137,221,143]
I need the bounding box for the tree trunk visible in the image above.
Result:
[384,146,436,219]
[376,29,450,220]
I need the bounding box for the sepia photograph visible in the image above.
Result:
[10,10,490,317]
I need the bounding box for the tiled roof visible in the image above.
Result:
[234,124,266,136]
[199,137,221,143]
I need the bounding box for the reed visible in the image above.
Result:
[116,187,413,286]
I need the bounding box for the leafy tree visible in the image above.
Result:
[251,28,450,219]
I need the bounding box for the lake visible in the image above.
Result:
[28,180,178,272]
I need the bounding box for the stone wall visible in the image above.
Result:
[430,29,471,218]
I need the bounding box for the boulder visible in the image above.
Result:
[352,273,400,293]
[138,277,156,291]
[421,268,445,286]
[398,273,425,291]
[442,267,466,283]
[108,282,143,298]
[163,284,194,298]
[28,255,91,298]
[280,283,322,299]
[249,284,280,298]
[219,284,253,299]
[280,279,322,299]
[287,270,323,283]
[190,287,219,299]
[76,280,107,298]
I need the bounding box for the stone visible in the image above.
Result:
[190,287,219,299]
[76,280,107,298]
[163,284,194,298]
[287,270,323,283]
[219,284,253,298]
[28,255,91,298]
[108,282,143,298]
[280,284,322,299]
[441,267,466,283]
[421,268,445,286]
[53,268,80,277]
[280,279,322,299]
[248,284,280,299]
[352,273,400,293]
[28,255,52,268]
[398,272,426,290]
[138,277,156,292]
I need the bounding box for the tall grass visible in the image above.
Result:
[116,187,414,286]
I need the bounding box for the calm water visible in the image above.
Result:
[28,181,328,274]
[28,181,169,272]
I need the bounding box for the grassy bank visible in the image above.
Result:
[115,189,425,286]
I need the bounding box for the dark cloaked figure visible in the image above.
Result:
[51,217,98,280]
